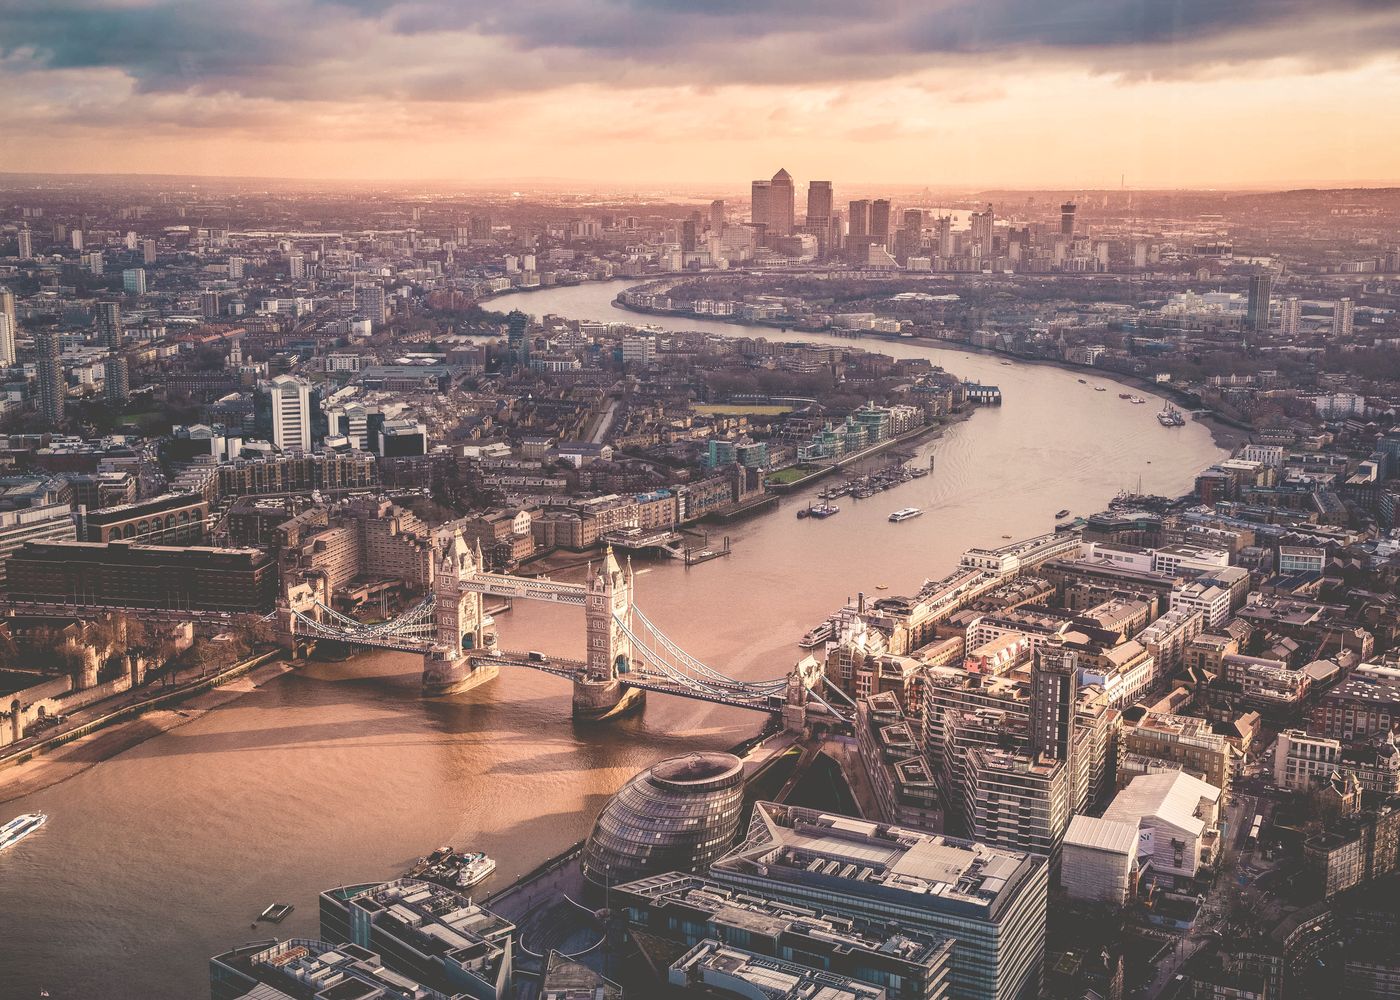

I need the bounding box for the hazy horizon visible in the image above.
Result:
[4,2,1400,189]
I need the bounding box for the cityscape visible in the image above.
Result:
[3,5,1400,1000]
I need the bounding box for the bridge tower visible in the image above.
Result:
[422,523,499,696]
[573,547,644,720]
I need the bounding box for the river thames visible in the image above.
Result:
[0,279,1226,1000]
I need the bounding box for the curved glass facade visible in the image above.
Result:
[582,752,745,890]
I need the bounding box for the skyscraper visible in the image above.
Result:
[749,179,771,235]
[199,291,221,320]
[34,329,65,426]
[267,374,312,452]
[0,313,15,369]
[680,219,698,252]
[805,181,833,227]
[1246,273,1273,333]
[104,353,130,406]
[1334,297,1355,337]
[936,215,954,258]
[16,229,32,260]
[1060,201,1078,240]
[507,310,530,372]
[356,284,386,327]
[142,239,157,265]
[847,200,870,238]
[1281,295,1302,337]
[96,301,122,348]
[1031,647,1079,762]
[970,204,994,252]
[70,229,84,251]
[709,199,725,233]
[767,168,795,237]
[869,199,891,241]
[122,268,146,295]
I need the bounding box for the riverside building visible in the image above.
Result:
[709,803,1048,1000]
[582,752,746,890]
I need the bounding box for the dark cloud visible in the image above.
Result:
[2,0,1397,112]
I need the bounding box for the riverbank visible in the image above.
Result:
[766,409,974,494]
[0,655,292,806]
[609,294,1252,452]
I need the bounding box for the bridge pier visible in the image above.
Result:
[572,674,645,721]
[422,649,499,697]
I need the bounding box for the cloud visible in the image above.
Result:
[3,0,1399,115]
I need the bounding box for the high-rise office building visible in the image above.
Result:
[870,199,891,241]
[34,329,65,426]
[122,267,146,295]
[1334,297,1355,337]
[96,301,122,348]
[104,353,130,406]
[848,199,870,238]
[936,215,954,258]
[709,199,725,232]
[806,180,833,227]
[1246,273,1273,333]
[1060,201,1077,239]
[267,374,312,452]
[680,219,698,252]
[750,179,771,236]
[16,229,32,259]
[1280,295,1302,336]
[767,168,795,237]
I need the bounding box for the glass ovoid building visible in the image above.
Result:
[582,751,745,890]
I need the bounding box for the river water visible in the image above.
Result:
[0,279,1225,1000]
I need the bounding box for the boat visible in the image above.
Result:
[1119,393,1132,400]
[1094,386,1106,392]
[457,852,497,889]
[1077,378,1087,384]
[257,903,294,923]
[888,507,923,522]
[1055,509,1071,519]
[799,621,835,648]
[909,467,930,478]
[795,508,808,519]
[1157,403,1186,427]
[875,584,889,590]
[1129,396,1147,404]
[0,813,45,852]
[807,503,840,519]
[1001,534,1013,539]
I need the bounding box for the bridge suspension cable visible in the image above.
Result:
[613,609,788,705]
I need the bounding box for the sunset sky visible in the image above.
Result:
[4,1,1400,188]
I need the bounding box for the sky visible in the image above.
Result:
[3,1,1400,189]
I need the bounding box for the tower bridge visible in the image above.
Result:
[279,523,845,726]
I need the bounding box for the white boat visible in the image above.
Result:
[0,812,46,852]
[798,621,835,648]
[457,853,496,889]
[888,507,923,522]
[1157,403,1186,427]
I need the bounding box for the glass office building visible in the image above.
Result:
[582,752,745,890]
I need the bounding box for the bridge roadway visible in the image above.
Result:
[469,649,786,713]
[457,573,586,605]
